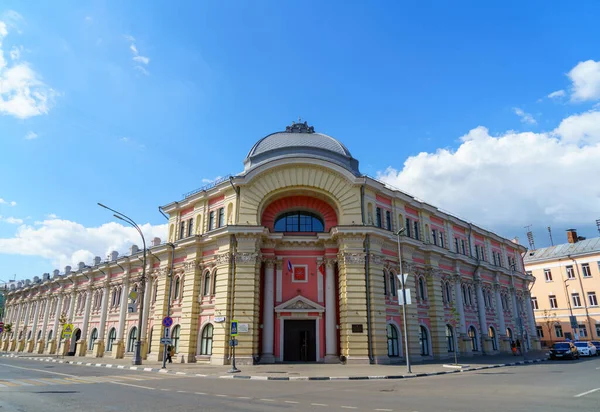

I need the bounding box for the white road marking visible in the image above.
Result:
[215,394,227,397]
[177,390,188,393]
[160,388,170,391]
[237,396,251,399]
[312,403,328,407]
[195,392,207,395]
[110,381,154,390]
[260,399,275,402]
[574,388,600,398]
[375,409,393,411]
[341,407,357,409]
[0,363,78,377]
[285,401,299,404]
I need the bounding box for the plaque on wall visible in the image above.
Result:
[352,324,364,333]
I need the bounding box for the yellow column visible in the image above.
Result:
[211,252,233,365]
[367,237,391,364]
[425,267,448,359]
[177,259,202,363]
[150,268,170,362]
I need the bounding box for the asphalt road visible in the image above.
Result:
[0,356,599,411]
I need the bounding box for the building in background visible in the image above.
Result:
[2,121,537,364]
[525,229,600,346]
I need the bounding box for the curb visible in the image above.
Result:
[0,354,547,381]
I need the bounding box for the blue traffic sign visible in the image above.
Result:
[231,320,238,336]
[162,316,173,328]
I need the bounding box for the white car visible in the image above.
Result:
[574,341,598,357]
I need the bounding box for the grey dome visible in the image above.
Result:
[243,121,361,176]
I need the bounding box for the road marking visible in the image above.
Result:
[215,394,227,398]
[110,381,155,390]
[237,396,251,399]
[341,407,357,409]
[260,399,275,402]
[375,409,393,411]
[195,392,207,395]
[177,390,188,393]
[574,388,600,398]
[312,403,328,407]
[0,363,78,377]
[285,401,299,404]
[161,388,170,391]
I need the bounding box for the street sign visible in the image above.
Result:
[231,320,238,337]
[160,338,172,345]
[162,316,173,328]
[0,327,3,334]
[396,273,409,285]
[129,291,138,301]
[62,323,74,339]
[164,327,170,338]
[214,316,226,323]
[238,323,249,333]
[397,289,412,305]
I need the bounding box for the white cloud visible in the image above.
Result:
[125,34,150,75]
[568,60,600,101]
[0,198,17,206]
[9,45,22,60]
[46,213,58,219]
[513,107,537,124]
[0,216,23,224]
[24,131,38,140]
[377,110,600,230]
[548,89,565,99]
[0,217,167,270]
[0,14,56,119]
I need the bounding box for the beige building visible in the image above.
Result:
[525,229,600,345]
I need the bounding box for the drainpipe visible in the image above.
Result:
[568,255,593,339]
[228,177,240,225]
[227,234,237,361]
[360,178,366,225]
[364,234,374,363]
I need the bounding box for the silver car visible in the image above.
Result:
[574,341,598,357]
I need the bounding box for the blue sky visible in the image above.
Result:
[2,1,600,281]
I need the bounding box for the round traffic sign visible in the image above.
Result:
[162,316,173,328]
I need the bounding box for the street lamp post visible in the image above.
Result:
[162,243,175,369]
[396,228,411,374]
[98,203,147,366]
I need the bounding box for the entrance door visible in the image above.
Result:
[284,320,316,362]
[68,329,82,356]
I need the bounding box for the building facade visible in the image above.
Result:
[525,229,600,346]
[2,122,538,364]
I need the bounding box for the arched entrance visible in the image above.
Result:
[68,329,81,356]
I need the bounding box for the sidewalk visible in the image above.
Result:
[1,351,548,381]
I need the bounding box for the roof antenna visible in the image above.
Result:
[525,224,536,250]
[547,226,554,246]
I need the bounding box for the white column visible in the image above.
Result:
[51,293,64,341]
[475,279,488,341]
[325,259,337,361]
[494,284,506,334]
[67,291,76,322]
[453,276,466,334]
[276,259,283,303]
[22,301,32,339]
[81,288,93,339]
[141,277,151,341]
[117,281,130,341]
[30,301,40,341]
[98,285,110,339]
[261,260,275,362]
[41,296,51,340]
[13,302,23,335]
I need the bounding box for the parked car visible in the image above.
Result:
[549,342,579,360]
[574,341,598,357]
[591,341,600,351]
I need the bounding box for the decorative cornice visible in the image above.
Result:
[369,254,384,266]
[215,252,232,265]
[235,252,259,264]
[337,252,366,265]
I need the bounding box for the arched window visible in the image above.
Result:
[387,324,400,357]
[112,288,117,306]
[211,270,217,295]
[89,328,98,350]
[153,283,158,303]
[200,324,213,355]
[446,325,455,352]
[37,330,42,341]
[107,328,117,352]
[127,327,138,353]
[389,272,396,297]
[445,282,452,304]
[274,212,324,233]
[506,327,513,341]
[419,326,429,356]
[469,326,478,351]
[489,326,498,350]
[418,277,426,301]
[462,284,468,305]
[148,328,153,354]
[467,286,473,306]
[172,325,181,353]
[27,330,32,340]
[173,277,180,299]
[383,271,388,296]
[203,272,211,296]
[46,330,53,349]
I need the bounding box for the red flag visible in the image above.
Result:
[318,262,326,275]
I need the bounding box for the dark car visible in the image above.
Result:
[549,342,579,360]
[591,341,600,351]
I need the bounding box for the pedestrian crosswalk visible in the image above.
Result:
[0,374,177,388]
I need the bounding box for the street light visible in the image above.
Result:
[98,202,147,366]
[395,227,411,374]
[162,243,175,369]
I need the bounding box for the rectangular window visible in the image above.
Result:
[475,245,480,260]
[179,221,185,240]
[209,211,215,231]
[549,295,558,309]
[555,324,563,338]
[218,208,224,228]
[531,297,538,310]
[480,245,486,261]
[413,221,420,240]
[405,218,411,238]
[375,207,382,228]
[572,293,582,307]
[582,263,592,277]
[385,210,391,230]
[588,291,598,306]
[544,269,552,282]
[566,265,575,279]
[454,238,459,253]
[596,324,600,338]
[536,326,544,338]
[432,229,437,246]
[439,232,445,248]
[461,239,466,255]
[579,324,588,338]
[188,218,194,237]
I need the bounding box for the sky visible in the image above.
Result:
[2,1,600,282]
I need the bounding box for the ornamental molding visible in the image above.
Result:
[285,120,315,134]
[263,257,276,268]
[214,253,232,265]
[337,252,366,265]
[235,252,259,264]
[275,295,324,313]
[369,254,384,266]
[325,258,337,268]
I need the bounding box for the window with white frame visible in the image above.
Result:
[596,324,600,338]
[544,269,553,282]
[549,295,558,309]
[385,210,392,231]
[536,326,544,338]
[572,293,582,307]
[555,324,563,338]
[579,324,588,338]
[566,265,575,279]
[531,297,538,310]
[588,291,598,306]
[582,263,592,278]
[375,207,382,228]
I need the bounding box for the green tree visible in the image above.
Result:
[542,309,559,346]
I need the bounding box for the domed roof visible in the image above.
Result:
[243,121,360,176]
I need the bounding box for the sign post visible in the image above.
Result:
[227,320,240,373]
[161,316,173,368]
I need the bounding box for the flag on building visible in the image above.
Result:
[287,260,293,274]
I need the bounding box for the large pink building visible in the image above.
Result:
[2,121,539,364]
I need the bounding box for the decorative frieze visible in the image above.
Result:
[337,252,365,265]
[215,253,232,265]
[235,252,259,264]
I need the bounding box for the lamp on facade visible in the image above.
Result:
[98,203,147,366]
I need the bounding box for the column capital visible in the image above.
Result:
[325,258,337,268]
[263,257,276,269]
[275,258,283,270]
